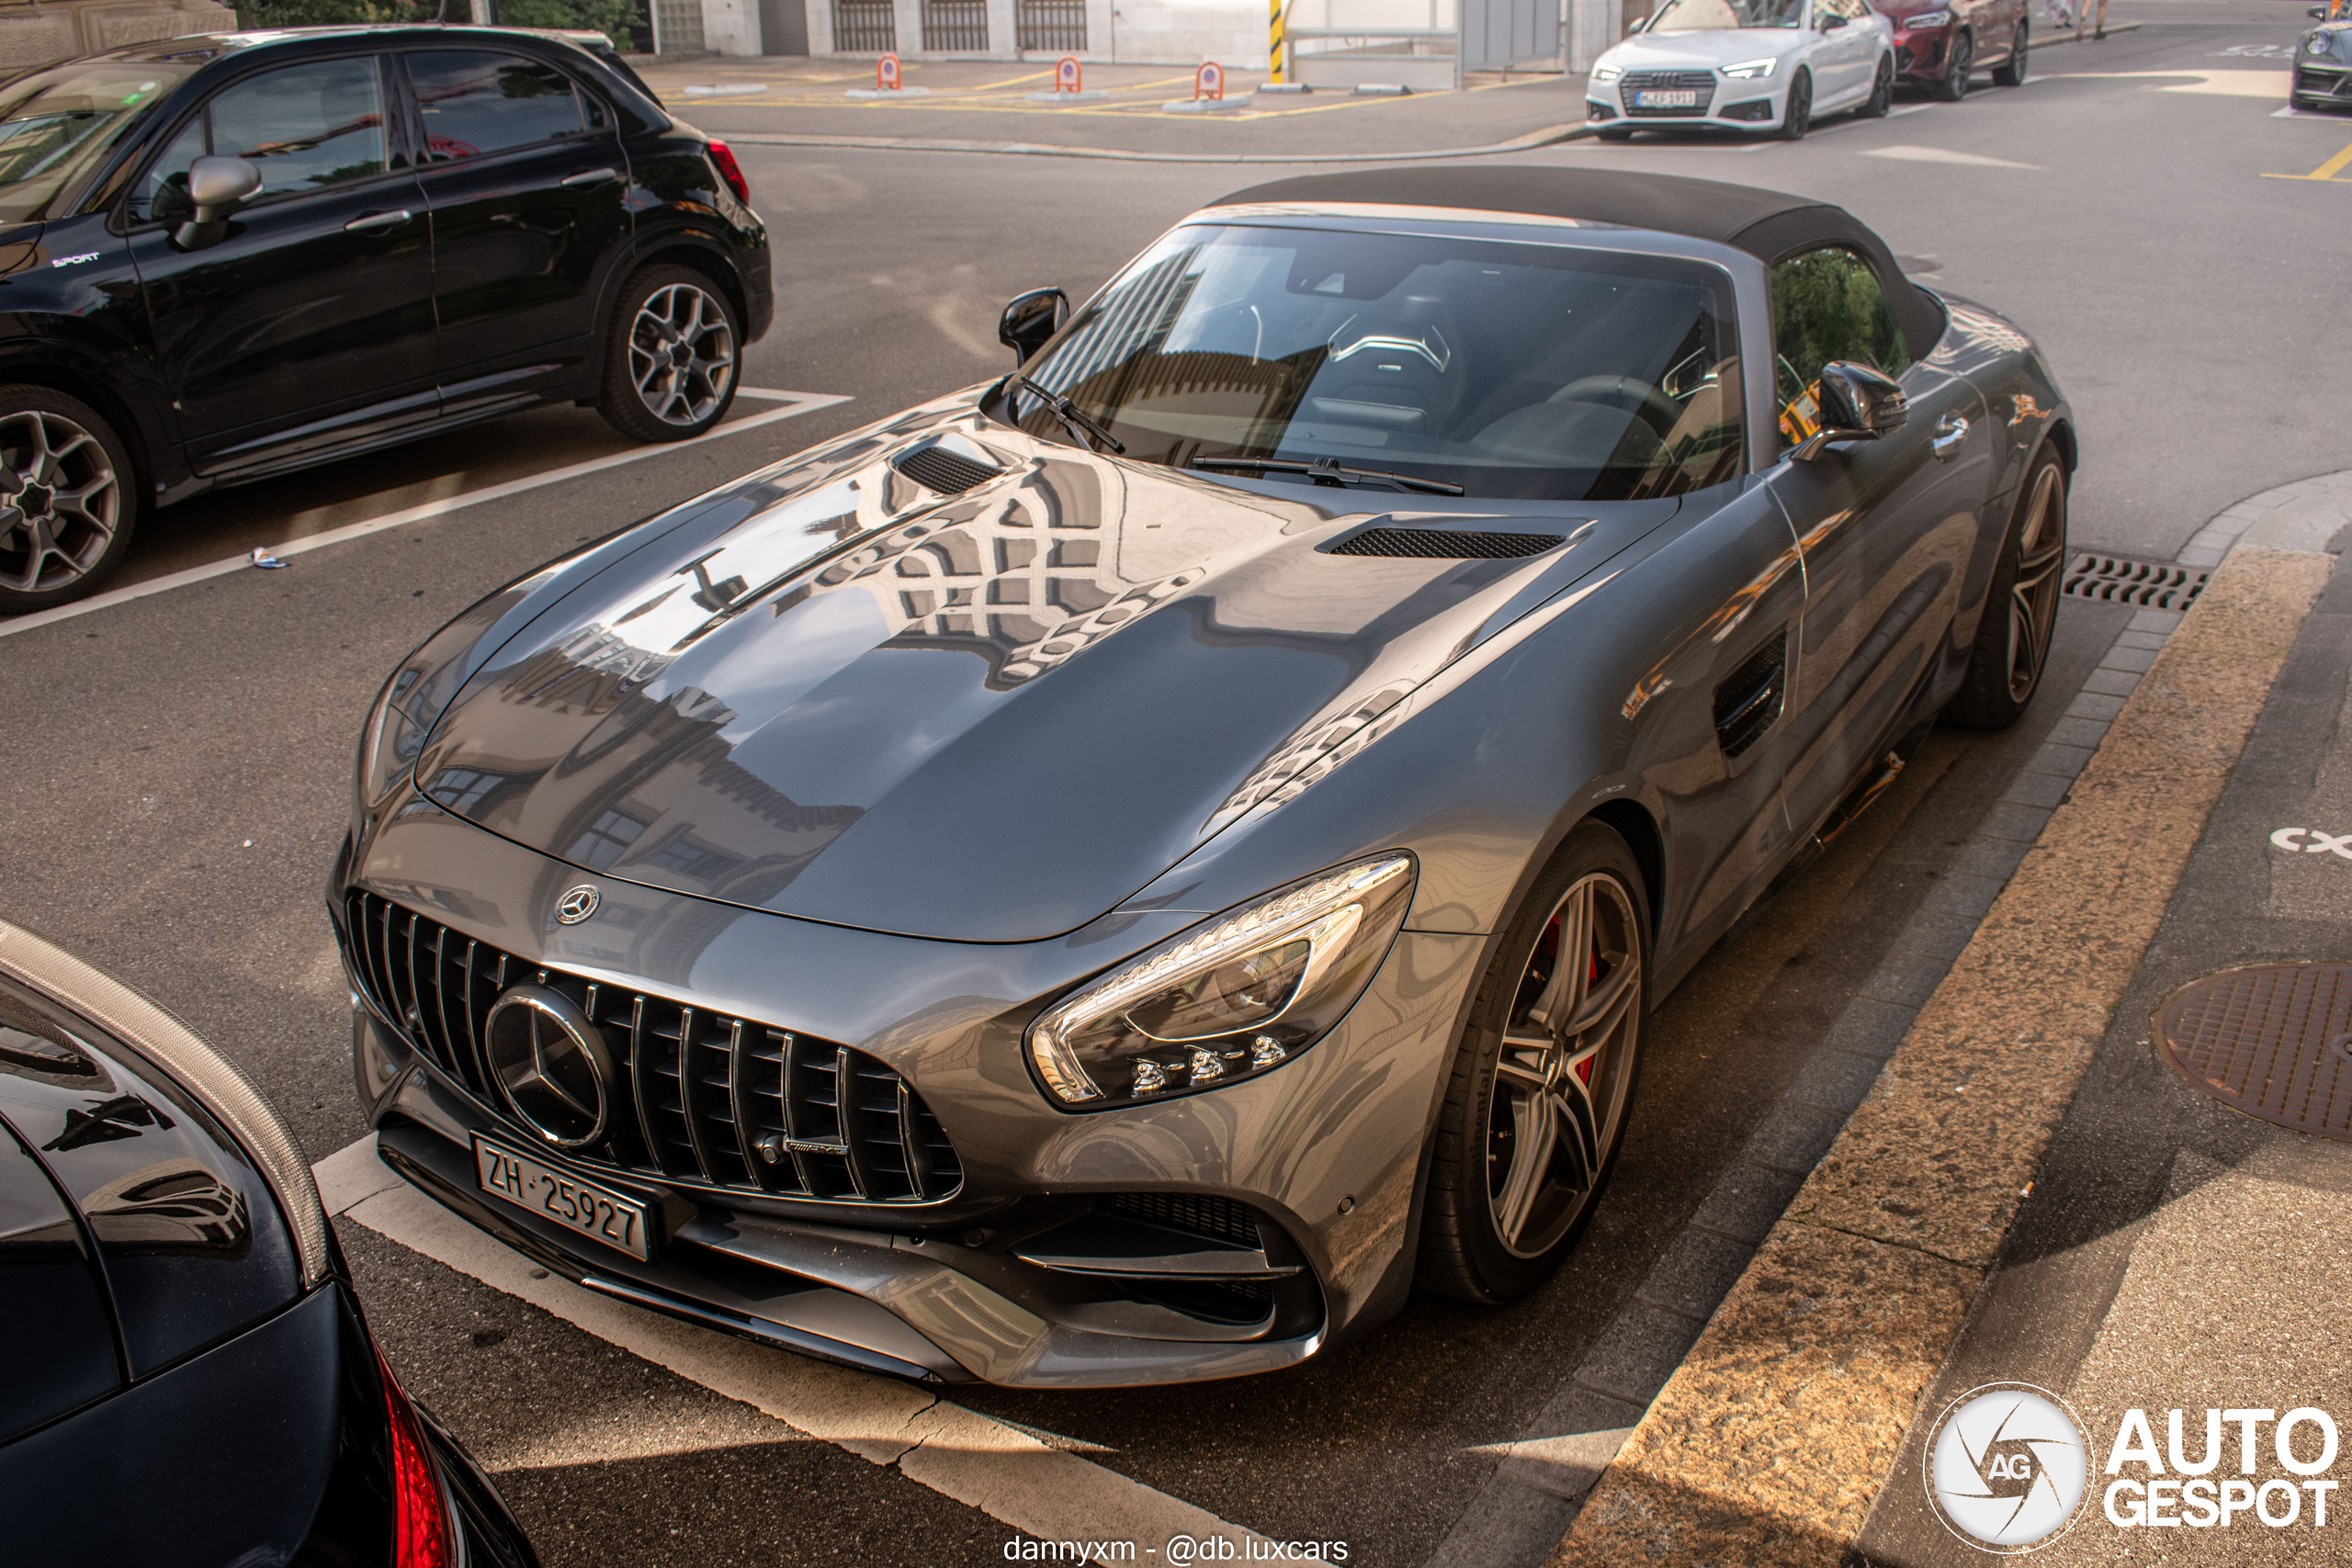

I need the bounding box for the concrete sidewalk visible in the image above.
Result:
[1542,469,2352,1567]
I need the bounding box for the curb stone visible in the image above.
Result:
[1524,476,2348,1568]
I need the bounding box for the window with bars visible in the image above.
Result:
[1017,0,1088,51]
[922,0,990,51]
[832,0,898,50]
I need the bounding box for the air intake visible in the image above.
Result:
[1329,527,1564,559]
[892,444,1003,495]
[2061,553,2208,612]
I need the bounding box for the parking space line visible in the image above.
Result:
[0,389,852,642]
[2263,140,2352,180]
[314,1134,1323,1564]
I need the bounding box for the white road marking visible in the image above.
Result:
[0,389,853,642]
[1861,143,2041,167]
[2270,827,2352,857]
[314,1134,1325,1563]
[2050,68,2294,96]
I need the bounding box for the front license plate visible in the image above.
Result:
[473,1134,654,1261]
[1635,89,1701,107]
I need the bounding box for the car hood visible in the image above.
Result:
[1598,29,1805,69]
[407,396,1673,941]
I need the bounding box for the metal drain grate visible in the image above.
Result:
[2062,552,2209,611]
[2153,962,2352,1141]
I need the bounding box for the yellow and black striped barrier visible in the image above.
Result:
[1269,0,1286,84]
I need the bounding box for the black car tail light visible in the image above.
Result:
[377,1347,456,1568]
[707,139,751,204]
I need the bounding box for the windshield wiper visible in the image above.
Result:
[1011,375,1125,454]
[1189,455,1465,496]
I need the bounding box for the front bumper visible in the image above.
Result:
[332,807,1482,1388]
[2292,61,2352,102]
[1586,76,1783,130]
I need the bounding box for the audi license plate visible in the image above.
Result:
[474,1134,654,1261]
[1634,89,1701,107]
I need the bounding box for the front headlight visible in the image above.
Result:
[1026,854,1416,1110]
[1591,62,1623,81]
[1908,9,1953,26]
[1721,56,1779,77]
[2310,32,2336,54]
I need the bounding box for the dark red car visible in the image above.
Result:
[1871,0,2030,97]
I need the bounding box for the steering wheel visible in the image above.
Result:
[1548,375,1684,437]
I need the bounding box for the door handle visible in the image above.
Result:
[344,209,412,234]
[561,167,622,187]
[1931,415,1969,462]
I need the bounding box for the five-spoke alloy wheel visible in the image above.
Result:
[598,265,742,443]
[1949,443,2069,729]
[1419,821,1649,1302]
[0,388,137,614]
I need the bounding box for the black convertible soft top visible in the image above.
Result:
[1216,167,1944,361]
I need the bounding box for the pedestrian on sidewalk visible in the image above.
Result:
[2075,0,2106,40]
[2042,0,2075,34]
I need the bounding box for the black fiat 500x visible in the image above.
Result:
[0,25,773,613]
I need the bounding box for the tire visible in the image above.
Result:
[1778,68,1814,139]
[1597,126,1634,141]
[1946,445,2069,730]
[0,387,138,615]
[1936,30,1973,100]
[1860,53,1895,117]
[1417,820,1650,1303]
[596,264,743,443]
[1992,22,2029,85]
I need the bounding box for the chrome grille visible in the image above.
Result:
[343,892,960,1203]
[1620,69,1715,116]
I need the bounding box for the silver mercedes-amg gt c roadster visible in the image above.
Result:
[333,167,2074,1388]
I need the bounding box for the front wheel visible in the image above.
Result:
[1860,53,1895,116]
[596,264,743,443]
[1936,30,1974,100]
[1946,445,2069,730]
[0,388,138,615]
[1992,23,2030,85]
[1778,68,1814,139]
[1417,821,1649,1303]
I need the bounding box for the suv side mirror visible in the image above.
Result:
[1792,362,1906,460]
[999,288,1069,366]
[174,155,261,250]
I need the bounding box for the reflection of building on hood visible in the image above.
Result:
[81,1159,250,1258]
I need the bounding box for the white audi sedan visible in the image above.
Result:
[1586,0,1896,140]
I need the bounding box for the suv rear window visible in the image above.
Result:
[408,51,593,160]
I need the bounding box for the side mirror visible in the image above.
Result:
[1819,12,1849,28]
[999,287,1069,366]
[1626,14,1650,31]
[173,154,261,250]
[1792,361,1906,460]
[2311,6,2328,17]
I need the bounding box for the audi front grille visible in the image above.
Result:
[343,891,962,1204]
[1620,69,1717,116]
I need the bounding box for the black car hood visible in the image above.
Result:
[411,404,1673,941]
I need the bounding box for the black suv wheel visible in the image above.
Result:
[0,388,137,615]
[598,265,743,443]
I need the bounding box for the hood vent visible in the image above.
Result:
[1329,526,1565,559]
[892,444,1003,495]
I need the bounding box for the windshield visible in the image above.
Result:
[1003,224,1744,502]
[0,61,196,223]
[1647,0,1804,30]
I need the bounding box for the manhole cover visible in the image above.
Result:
[2154,963,2352,1140]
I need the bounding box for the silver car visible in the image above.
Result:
[334,166,2074,1387]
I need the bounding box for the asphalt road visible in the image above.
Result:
[1,3,2344,1562]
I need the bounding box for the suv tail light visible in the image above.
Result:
[377,1346,456,1568]
[707,139,751,204]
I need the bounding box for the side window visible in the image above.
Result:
[407,52,587,162]
[1768,245,1910,449]
[128,57,387,223]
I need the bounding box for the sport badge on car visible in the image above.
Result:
[482,985,614,1148]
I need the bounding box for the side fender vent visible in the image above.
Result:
[1713,630,1788,760]
[1328,527,1564,559]
[893,444,1003,495]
